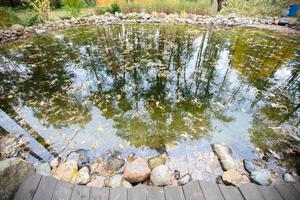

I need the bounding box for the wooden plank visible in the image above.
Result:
[164,186,185,200]
[275,184,299,200]
[145,186,165,200]
[109,187,127,200]
[292,182,300,194]
[257,185,283,200]
[33,176,57,200]
[218,184,244,200]
[71,185,91,200]
[90,187,109,200]
[14,174,42,200]
[51,180,74,200]
[0,109,53,161]
[199,180,224,200]
[128,186,147,200]
[239,183,264,200]
[182,181,205,200]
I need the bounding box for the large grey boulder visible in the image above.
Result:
[0,158,35,200]
[250,169,273,186]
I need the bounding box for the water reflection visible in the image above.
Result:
[0,24,299,173]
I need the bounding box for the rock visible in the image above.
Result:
[174,170,180,180]
[107,157,125,171]
[10,24,25,32]
[243,159,256,173]
[127,153,136,162]
[54,35,64,41]
[76,166,90,184]
[148,154,167,170]
[178,174,192,185]
[123,158,151,183]
[87,176,105,188]
[50,156,61,168]
[150,165,170,186]
[67,149,89,167]
[212,144,236,171]
[250,169,273,186]
[0,158,35,200]
[121,180,133,188]
[52,160,78,183]
[36,162,51,176]
[283,173,296,183]
[35,29,47,35]
[108,174,123,188]
[222,169,250,186]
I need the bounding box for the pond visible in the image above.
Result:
[0,24,299,181]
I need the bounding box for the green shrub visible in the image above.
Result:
[221,0,289,17]
[63,0,86,17]
[110,3,121,13]
[25,13,40,26]
[96,3,121,15]
[0,7,24,28]
[84,0,96,7]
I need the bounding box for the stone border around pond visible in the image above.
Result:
[0,12,299,45]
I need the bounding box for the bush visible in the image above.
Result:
[84,0,96,7]
[96,3,121,15]
[221,0,289,16]
[23,0,51,21]
[63,0,86,17]
[0,7,24,28]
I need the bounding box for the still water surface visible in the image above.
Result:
[0,24,299,179]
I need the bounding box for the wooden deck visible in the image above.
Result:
[14,174,300,200]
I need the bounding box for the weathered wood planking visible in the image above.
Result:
[239,183,264,200]
[128,186,147,200]
[14,174,42,200]
[182,181,205,200]
[275,184,299,200]
[164,186,185,200]
[52,180,74,200]
[257,185,283,200]
[109,187,127,200]
[218,184,244,200]
[90,187,109,200]
[199,180,224,200]
[145,186,165,200]
[33,176,57,200]
[71,184,91,200]
[0,109,53,161]
[292,182,300,194]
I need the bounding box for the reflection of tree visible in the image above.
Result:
[87,25,234,152]
[1,25,299,155]
[0,35,91,128]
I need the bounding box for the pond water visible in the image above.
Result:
[0,24,299,180]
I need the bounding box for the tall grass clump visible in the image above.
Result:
[120,0,212,15]
[0,7,23,28]
[221,0,289,17]
[63,0,86,16]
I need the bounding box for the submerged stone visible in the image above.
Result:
[178,174,192,185]
[124,158,151,183]
[50,156,61,169]
[107,157,125,171]
[250,169,273,186]
[148,154,167,170]
[243,159,257,173]
[212,144,236,171]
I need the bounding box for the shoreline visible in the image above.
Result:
[1,13,299,46]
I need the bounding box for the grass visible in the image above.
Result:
[114,0,213,15]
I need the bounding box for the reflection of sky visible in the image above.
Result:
[1,25,299,180]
